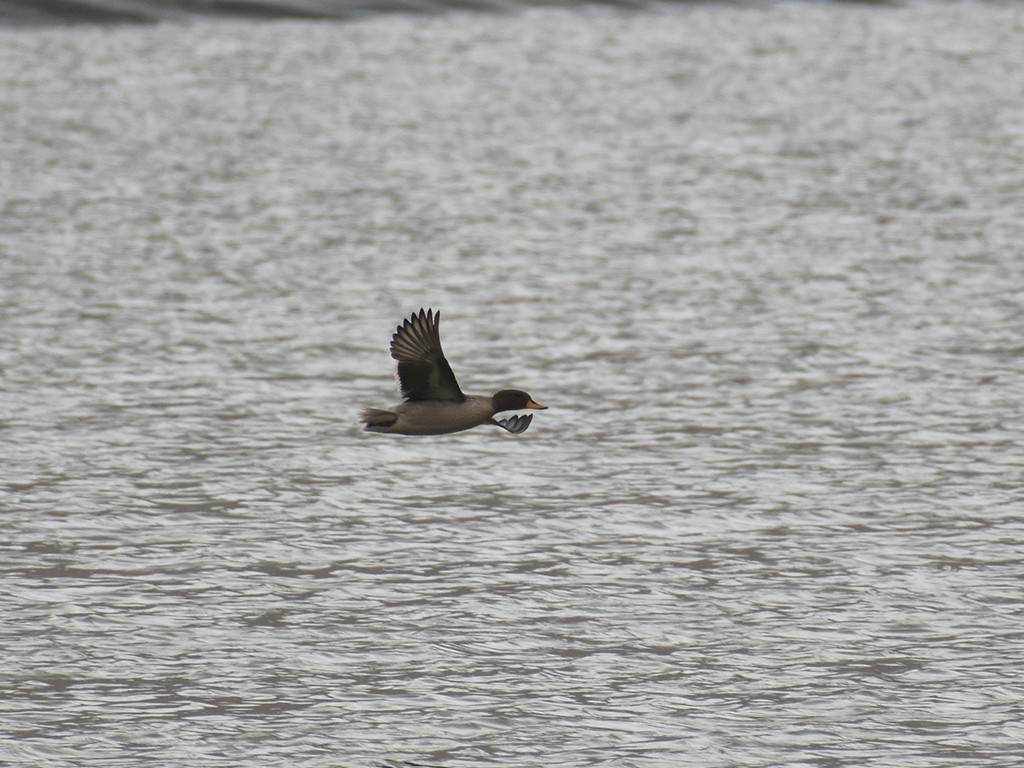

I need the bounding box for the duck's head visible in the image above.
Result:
[492,389,548,414]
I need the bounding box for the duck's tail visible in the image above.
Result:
[360,408,398,431]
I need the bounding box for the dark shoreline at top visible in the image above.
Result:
[0,0,898,25]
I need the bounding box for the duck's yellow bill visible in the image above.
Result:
[526,400,548,410]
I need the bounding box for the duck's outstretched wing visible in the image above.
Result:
[390,308,464,402]
[491,414,533,434]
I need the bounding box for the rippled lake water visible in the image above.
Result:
[3,3,1024,766]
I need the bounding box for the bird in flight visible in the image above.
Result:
[361,308,547,435]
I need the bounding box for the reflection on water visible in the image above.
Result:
[2,3,1024,766]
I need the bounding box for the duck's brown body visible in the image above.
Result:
[363,396,498,435]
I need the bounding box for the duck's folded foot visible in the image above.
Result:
[491,414,533,434]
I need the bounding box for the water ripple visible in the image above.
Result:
[4,3,1024,766]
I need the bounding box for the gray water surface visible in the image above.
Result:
[2,3,1024,766]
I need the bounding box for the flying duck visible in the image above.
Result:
[361,308,547,435]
